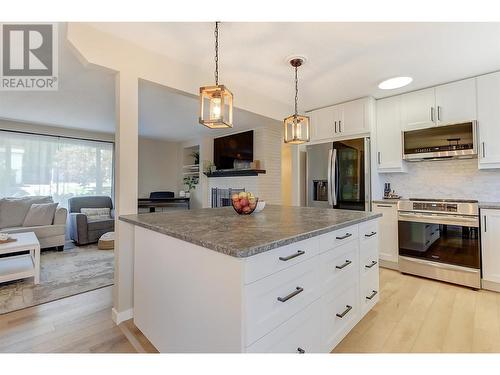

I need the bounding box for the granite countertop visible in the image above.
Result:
[479,202,500,209]
[119,205,381,258]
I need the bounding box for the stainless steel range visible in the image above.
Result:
[398,198,480,288]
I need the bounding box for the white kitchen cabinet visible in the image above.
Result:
[477,72,500,169]
[339,98,370,137]
[309,106,335,142]
[372,202,399,266]
[375,96,406,172]
[401,87,436,130]
[481,209,500,288]
[435,78,476,125]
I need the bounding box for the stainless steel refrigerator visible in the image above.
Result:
[306,138,371,211]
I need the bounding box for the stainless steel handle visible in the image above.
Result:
[437,106,442,121]
[377,151,381,164]
[365,260,378,269]
[398,212,479,227]
[334,121,337,134]
[365,231,377,238]
[297,347,305,354]
[277,287,304,303]
[482,142,486,158]
[366,290,378,300]
[336,260,352,270]
[430,107,435,122]
[336,305,353,318]
[484,215,487,232]
[279,250,305,261]
[332,149,337,206]
[336,233,352,240]
[376,204,393,208]
[327,149,333,205]
[339,120,342,133]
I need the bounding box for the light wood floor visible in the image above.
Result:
[0,286,156,353]
[1,269,499,353]
[334,268,500,353]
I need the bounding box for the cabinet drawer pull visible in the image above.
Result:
[336,233,352,240]
[336,305,353,318]
[336,260,352,270]
[364,231,377,238]
[334,121,337,133]
[297,347,305,354]
[430,107,435,122]
[437,106,442,121]
[366,290,378,300]
[277,287,304,303]
[365,260,378,269]
[279,250,305,261]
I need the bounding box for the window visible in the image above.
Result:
[0,131,114,208]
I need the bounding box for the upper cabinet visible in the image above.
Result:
[401,87,436,130]
[477,72,500,169]
[435,78,476,125]
[401,78,477,130]
[375,96,406,172]
[309,106,335,142]
[309,97,374,143]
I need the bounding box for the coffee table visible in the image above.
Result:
[0,232,40,285]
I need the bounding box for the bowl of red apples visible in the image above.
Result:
[231,192,258,215]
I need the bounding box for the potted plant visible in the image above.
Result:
[183,176,198,198]
[190,151,200,165]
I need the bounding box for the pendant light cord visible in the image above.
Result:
[214,21,219,86]
[294,66,299,116]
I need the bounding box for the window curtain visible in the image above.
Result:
[0,131,114,208]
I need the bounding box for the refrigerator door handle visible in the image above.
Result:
[332,149,337,206]
[327,149,333,205]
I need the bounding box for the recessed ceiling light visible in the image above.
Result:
[378,76,413,90]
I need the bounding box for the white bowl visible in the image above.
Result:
[254,200,266,213]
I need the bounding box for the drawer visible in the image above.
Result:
[322,284,359,351]
[360,265,380,316]
[359,219,379,249]
[319,224,359,253]
[360,245,379,278]
[244,256,320,346]
[245,300,321,353]
[320,240,359,295]
[244,237,319,284]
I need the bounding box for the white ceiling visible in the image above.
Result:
[2,22,500,141]
[91,22,500,111]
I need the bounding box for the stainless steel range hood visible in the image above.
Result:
[402,122,477,161]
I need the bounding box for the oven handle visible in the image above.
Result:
[398,212,479,227]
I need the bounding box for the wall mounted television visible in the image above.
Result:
[213,130,254,170]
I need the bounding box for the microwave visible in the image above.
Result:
[402,121,477,161]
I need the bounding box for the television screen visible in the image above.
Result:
[214,130,254,170]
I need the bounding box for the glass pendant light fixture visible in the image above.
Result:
[283,57,310,144]
[199,22,233,129]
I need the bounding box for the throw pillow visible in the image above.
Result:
[80,207,111,222]
[0,196,53,229]
[22,202,59,227]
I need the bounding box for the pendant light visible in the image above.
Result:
[199,22,233,129]
[283,57,310,144]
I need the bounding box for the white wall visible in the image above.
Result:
[138,137,181,198]
[378,159,500,202]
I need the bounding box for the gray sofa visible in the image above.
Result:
[68,196,114,246]
[0,196,67,250]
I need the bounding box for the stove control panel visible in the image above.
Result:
[412,202,458,212]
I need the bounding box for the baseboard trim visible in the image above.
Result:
[481,279,500,293]
[112,307,134,324]
[379,259,399,271]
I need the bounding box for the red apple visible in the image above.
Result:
[240,198,249,207]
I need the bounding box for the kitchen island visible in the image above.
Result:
[120,205,381,353]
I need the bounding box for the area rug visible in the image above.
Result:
[0,244,114,315]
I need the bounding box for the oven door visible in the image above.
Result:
[398,212,480,269]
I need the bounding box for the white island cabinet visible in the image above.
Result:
[127,208,380,353]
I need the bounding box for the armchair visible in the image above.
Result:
[68,196,114,246]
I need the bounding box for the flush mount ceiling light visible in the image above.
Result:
[378,76,413,90]
[199,22,233,129]
[283,57,310,144]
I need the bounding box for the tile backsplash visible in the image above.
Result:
[379,159,500,202]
